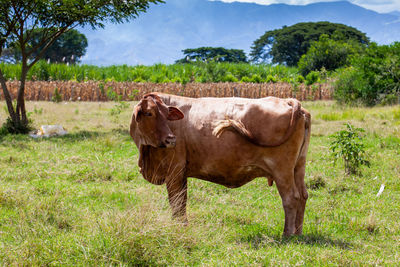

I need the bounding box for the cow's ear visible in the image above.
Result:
[167,106,184,121]
[134,106,142,122]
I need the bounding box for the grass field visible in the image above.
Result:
[0,100,400,265]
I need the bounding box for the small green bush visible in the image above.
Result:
[266,74,277,83]
[296,75,305,83]
[109,101,129,116]
[306,175,326,190]
[106,87,122,101]
[0,117,33,135]
[330,123,370,175]
[222,73,238,82]
[250,74,262,83]
[51,88,62,103]
[34,106,43,114]
[305,71,320,85]
[240,76,251,83]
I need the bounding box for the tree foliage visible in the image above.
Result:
[176,47,247,63]
[0,0,162,133]
[8,28,88,64]
[250,21,369,66]
[334,42,400,106]
[298,34,363,76]
[5,29,87,64]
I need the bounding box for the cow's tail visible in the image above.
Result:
[298,108,311,163]
[212,99,301,147]
[295,107,311,198]
[213,119,253,140]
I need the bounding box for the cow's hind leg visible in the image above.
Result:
[166,177,188,223]
[274,171,300,236]
[294,114,310,235]
[294,157,308,235]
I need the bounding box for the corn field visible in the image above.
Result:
[0,61,302,83]
[2,81,332,101]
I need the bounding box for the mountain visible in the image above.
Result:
[80,0,400,65]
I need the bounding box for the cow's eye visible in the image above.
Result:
[144,112,152,117]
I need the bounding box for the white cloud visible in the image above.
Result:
[214,0,400,13]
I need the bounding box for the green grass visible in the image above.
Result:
[0,100,399,265]
[0,61,303,84]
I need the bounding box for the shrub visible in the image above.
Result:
[0,117,33,135]
[266,74,277,83]
[110,101,129,116]
[250,74,262,83]
[296,75,305,83]
[333,42,400,106]
[222,73,238,82]
[330,123,370,175]
[106,87,121,101]
[51,88,62,103]
[305,71,320,85]
[298,34,361,76]
[306,175,326,190]
[240,76,251,83]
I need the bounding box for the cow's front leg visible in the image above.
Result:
[166,177,188,223]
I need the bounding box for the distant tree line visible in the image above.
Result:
[176,47,247,63]
[178,21,369,74]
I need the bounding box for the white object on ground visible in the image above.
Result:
[29,125,68,138]
[376,184,385,197]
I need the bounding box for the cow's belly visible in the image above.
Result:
[185,139,271,188]
[190,164,266,188]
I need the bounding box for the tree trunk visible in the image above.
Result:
[0,69,18,123]
[16,65,28,125]
[0,63,30,132]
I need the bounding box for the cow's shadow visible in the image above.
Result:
[0,129,132,147]
[277,232,352,249]
[238,227,352,250]
[36,129,130,142]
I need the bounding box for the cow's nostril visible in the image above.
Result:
[164,135,176,147]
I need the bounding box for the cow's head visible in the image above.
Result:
[130,93,184,148]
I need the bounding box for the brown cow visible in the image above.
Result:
[130,93,311,236]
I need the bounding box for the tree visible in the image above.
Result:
[9,28,88,64]
[298,34,363,76]
[250,22,369,66]
[0,0,162,133]
[176,47,247,63]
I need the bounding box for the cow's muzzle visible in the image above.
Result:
[163,134,176,148]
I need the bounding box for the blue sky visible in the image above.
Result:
[216,0,400,13]
[80,0,400,66]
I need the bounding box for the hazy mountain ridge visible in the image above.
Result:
[80,0,400,65]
